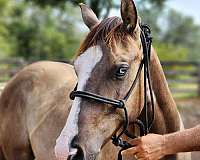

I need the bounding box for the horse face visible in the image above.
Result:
[55,0,144,159]
[72,42,143,160]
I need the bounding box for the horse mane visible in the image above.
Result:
[76,16,131,57]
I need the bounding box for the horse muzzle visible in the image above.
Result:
[70,138,99,160]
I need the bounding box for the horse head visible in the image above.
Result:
[55,0,146,159]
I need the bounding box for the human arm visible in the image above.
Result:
[122,125,200,160]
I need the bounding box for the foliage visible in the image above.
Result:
[0,0,199,62]
[0,0,13,58]
[26,0,167,18]
[139,8,200,61]
[25,0,113,18]
[5,1,82,60]
[154,41,188,61]
[136,0,166,10]
[160,9,200,61]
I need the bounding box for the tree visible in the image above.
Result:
[1,0,199,62]
[139,8,200,61]
[6,1,82,60]
[26,0,167,18]
[160,9,200,60]
[154,41,188,61]
[0,0,13,58]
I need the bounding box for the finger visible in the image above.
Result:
[129,137,142,146]
[121,147,138,156]
[137,158,147,160]
[135,153,145,158]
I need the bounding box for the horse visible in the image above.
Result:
[0,0,191,159]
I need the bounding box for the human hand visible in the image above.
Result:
[122,134,165,160]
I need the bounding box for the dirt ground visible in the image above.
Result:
[176,98,200,160]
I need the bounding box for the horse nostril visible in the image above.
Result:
[71,136,84,160]
[71,136,79,148]
[67,156,72,160]
[71,146,84,160]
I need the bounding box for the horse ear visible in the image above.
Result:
[79,3,99,30]
[121,0,138,33]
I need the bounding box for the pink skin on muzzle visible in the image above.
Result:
[54,135,77,159]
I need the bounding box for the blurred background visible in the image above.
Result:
[0,0,199,159]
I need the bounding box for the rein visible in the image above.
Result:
[70,24,154,160]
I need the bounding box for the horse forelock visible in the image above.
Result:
[76,16,133,58]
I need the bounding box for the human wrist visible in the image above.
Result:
[160,134,167,157]
[162,134,175,156]
[162,134,174,156]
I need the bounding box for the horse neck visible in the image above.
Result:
[148,47,181,134]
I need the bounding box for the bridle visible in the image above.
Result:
[70,24,154,160]
[70,24,154,159]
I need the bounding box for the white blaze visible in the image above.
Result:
[55,46,103,159]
